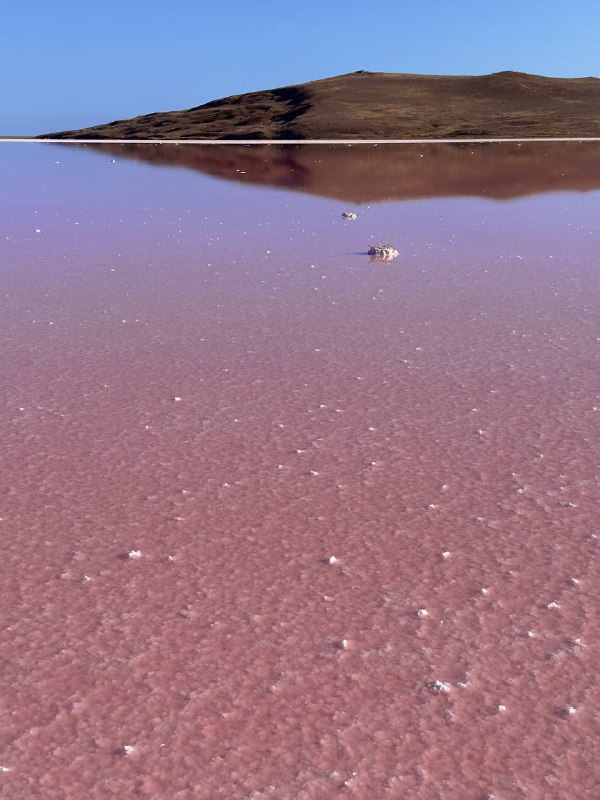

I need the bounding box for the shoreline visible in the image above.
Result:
[2,137,600,144]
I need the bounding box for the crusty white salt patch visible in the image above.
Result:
[429,680,451,693]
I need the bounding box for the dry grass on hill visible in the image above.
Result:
[40,71,600,140]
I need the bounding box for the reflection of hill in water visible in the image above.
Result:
[87,142,600,203]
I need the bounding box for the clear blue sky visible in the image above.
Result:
[1,0,598,135]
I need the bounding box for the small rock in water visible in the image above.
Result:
[429,680,451,694]
[368,244,398,261]
[342,211,357,220]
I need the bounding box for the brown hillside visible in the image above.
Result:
[39,71,600,140]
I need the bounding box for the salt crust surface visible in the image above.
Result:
[0,143,599,799]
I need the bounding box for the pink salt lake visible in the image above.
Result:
[0,142,599,799]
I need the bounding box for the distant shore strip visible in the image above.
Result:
[3,137,600,144]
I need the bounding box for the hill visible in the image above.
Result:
[39,71,600,140]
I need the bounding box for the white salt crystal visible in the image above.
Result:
[429,680,451,693]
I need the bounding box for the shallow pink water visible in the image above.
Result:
[1,143,599,799]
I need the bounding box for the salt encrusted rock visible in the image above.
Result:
[342,211,357,220]
[368,244,398,260]
[429,679,451,693]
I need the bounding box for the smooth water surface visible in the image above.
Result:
[1,142,599,799]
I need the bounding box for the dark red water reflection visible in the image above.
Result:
[0,143,599,799]
[86,139,600,203]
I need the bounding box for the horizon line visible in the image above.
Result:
[2,137,600,144]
